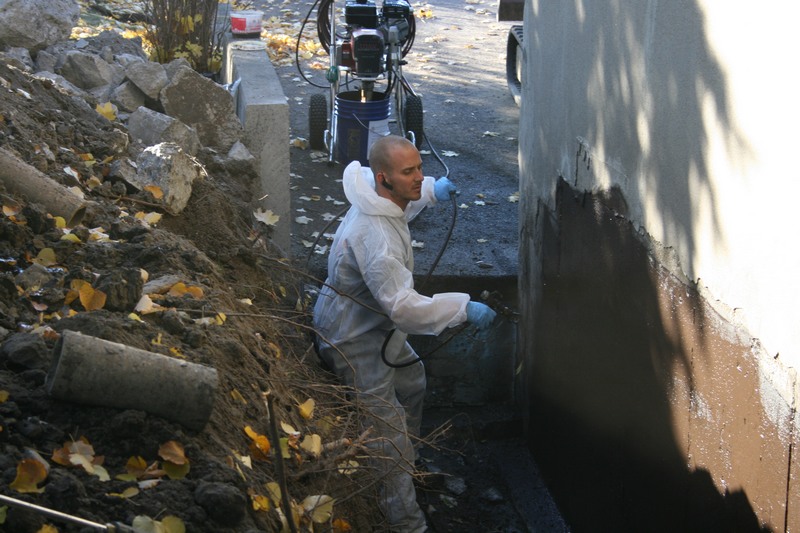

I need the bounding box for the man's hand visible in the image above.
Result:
[434,177,456,201]
[466,301,497,330]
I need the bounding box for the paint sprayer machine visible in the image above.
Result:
[304,0,422,164]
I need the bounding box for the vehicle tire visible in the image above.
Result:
[506,25,524,107]
[404,94,424,148]
[309,94,328,150]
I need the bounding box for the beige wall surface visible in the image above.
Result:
[517,0,800,529]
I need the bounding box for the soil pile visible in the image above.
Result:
[0,29,377,533]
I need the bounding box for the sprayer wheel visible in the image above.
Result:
[309,94,328,150]
[404,94,424,148]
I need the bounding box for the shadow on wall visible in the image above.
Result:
[528,179,772,533]
[517,1,779,531]
[525,0,752,277]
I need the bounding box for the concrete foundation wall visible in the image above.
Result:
[517,1,800,530]
[413,275,518,407]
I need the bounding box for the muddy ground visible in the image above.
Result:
[0,1,535,532]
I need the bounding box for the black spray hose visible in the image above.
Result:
[295,0,327,88]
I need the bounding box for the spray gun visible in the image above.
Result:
[0,494,142,532]
[480,290,520,323]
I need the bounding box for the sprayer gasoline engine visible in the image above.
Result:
[306,0,422,164]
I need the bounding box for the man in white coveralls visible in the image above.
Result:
[313,135,497,532]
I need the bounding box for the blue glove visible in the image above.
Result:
[466,301,496,330]
[434,177,456,201]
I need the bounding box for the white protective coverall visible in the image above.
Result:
[313,161,471,532]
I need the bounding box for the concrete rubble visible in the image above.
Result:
[0,0,258,218]
[128,106,201,156]
[0,0,79,53]
[134,142,204,214]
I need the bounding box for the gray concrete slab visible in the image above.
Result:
[222,37,291,256]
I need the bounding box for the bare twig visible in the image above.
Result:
[264,391,299,533]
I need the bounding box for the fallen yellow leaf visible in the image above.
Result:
[144,185,164,199]
[300,434,322,458]
[168,282,203,299]
[298,398,315,420]
[33,248,57,267]
[302,494,334,524]
[265,481,282,507]
[333,517,353,532]
[135,295,165,314]
[249,491,271,511]
[10,458,47,493]
[337,460,359,475]
[254,208,280,226]
[244,426,271,459]
[78,282,106,311]
[280,421,298,435]
[120,456,148,480]
[163,459,190,480]
[107,486,139,499]
[230,389,247,404]
[161,515,186,533]
[158,441,187,465]
[95,102,117,121]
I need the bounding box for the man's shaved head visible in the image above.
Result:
[368,135,417,174]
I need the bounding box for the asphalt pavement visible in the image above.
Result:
[254,0,521,281]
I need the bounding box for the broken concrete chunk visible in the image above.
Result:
[88,83,114,103]
[164,57,193,80]
[128,107,200,156]
[142,274,184,295]
[15,263,52,292]
[0,332,50,372]
[33,71,85,97]
[194,482,247,526]
[111,80,146,113]
[0,0,80,52]
[78,30,148,60]
[125,60,168,100]
[34,49,59,74]
[134,142,203,214]
[160,67,244,153]
[115,53,146,69]
[223,140,257,176]
[108,158,139,190]
[227,140,254,161]
[3,47,34,71]
[59,50,124,90]
[96,268,144,312]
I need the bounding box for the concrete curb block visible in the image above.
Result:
[222,37,290,256]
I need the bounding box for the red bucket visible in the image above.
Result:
[231,10,262,36]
